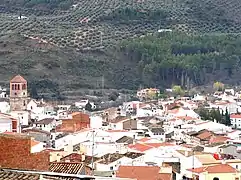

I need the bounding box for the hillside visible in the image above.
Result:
[1,0,241,96]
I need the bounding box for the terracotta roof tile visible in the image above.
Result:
[176,116,197,121]
[187,164,237,174]
[231,113,241,119]
[0,171,39,180]
[31,140,40,147]
[10,75,27,83]
[116,166,172,180]
[144,142,175,148]
[138,137,150,142]
[196,131,213,140]
[209,136,230,144]
[49,162,84,174]
[60,153,82,162]
[128,143,153,152]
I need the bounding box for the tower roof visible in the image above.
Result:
[10,75,27,83]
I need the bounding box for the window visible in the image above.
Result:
[22,84,26,90]
[213,178,219,180]
[14,84,17,90]
[17,84,20,90]
[23,101,26,106]
[110,166,113,170]
[12,84,15,90]
[236,165,238,169]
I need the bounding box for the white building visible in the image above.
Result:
[0,86,8,98]
[32,118,56,132]
[10,111,30,126]
[27,99,55,120]
[75,99,96,110]
[230,114,241,129]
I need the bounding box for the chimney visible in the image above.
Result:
[81,153,86,162]
[66,140,73,154]
[184,151,189,157]
[39,174,44,180]
[56,153,61,162]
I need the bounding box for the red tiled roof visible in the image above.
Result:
[110,116,130,124]
[230,114,241,119]
[31,140,40,147]
[209,136,230,144]
[10,75,27,83]
[128,143,153,152]
[60,153,82,162]
[176,116,197,121]
[138,137,150,142]
[187,164,237,174]
[196,131,213,140]
[49,162,84,174]
[116,166,172,180]
[144,142,175,148]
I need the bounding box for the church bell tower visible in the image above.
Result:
[9,75,28,111]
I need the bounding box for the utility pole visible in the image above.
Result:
[91,129,95,175]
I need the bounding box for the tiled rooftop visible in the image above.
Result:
[0,171,39,180]
[49,162,84,174]
[116,166,172,180]
[187,164,237,174]
[98,153,124,164]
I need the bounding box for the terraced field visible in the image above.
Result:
[1,0,241,51]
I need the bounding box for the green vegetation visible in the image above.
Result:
[102,7,168,22]
[195,107,231,126]
[0,0,73,10]
[213,81,225,91]
[1,0,241,96]
[120,32,241,88]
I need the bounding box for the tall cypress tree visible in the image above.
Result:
[225,107,231,126]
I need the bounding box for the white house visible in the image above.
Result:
[94,156,131,171]
[75,99,96,110]
[230,113,241,129]
[90,115,103,129]
[167,107,200,119]
[32,118,56,132]
[0,86,8,98]
[192,94,206,101]
[225,89,235,96]
[27,99,55,120]
[10,111,30,126]
[0,118,13,133]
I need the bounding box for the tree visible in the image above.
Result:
[109,91,119,101]
[147,90,158,99]
[224,108,231,126]
[85,102,92,111]
[213,81,224,91]
[172,85,184,96]
[195,107,210,120]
